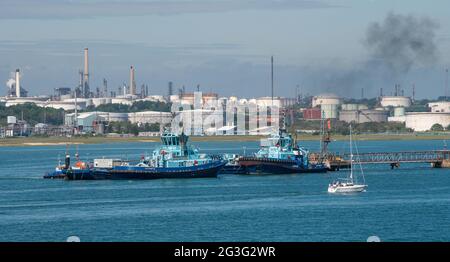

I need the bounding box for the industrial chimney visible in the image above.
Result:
[15,69,20,98]
[130,66,136,95]
[83,48,89,97]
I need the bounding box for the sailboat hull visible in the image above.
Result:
[328,184,367,193]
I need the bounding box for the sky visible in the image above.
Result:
[1,0,450,98]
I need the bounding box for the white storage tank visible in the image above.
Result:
[7,116,17,124]
[341,104,368,111]
[105,113,129,122]
[380,96,411,108]
[405,112,450,131]
[320,104,339,119]
[312,94,341,108]
[341,104,358,111]
[339,109,387,123]
[428,101,450,113]
[394,107,405,117]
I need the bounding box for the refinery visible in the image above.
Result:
[1,47,449,139]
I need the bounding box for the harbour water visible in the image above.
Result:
[0,139,449,242]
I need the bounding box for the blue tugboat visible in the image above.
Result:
[236,129,327,175]
[91,131,227,180]
[44,151,93,180]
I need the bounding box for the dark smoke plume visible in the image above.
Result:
[365,12,439,75]
[307,13,440,97]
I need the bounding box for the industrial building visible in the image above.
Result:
[3,116,30,137]
[303,108,322,120]
[387,101,450,131]
[64,111,172,133]
[341,104,368,111]
[428,101,450,113]
[339,109,388,124]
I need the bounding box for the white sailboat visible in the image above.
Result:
[328,126,367,193]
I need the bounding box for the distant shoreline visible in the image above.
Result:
[1,133,449,147]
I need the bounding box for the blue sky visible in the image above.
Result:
[1,0,449,98]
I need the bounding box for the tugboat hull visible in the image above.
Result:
[64,169,95,180]
[238,157,327,175]
[91,160,227,180]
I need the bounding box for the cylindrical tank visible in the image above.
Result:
[394,107,405,117]
[339,110,387,123]
[341,104,358,111]
[341,104,368,111]
[320,104,339,119]
[312,94,341,107]
[358,104,368,110]
[380,96,411,108]
[360,109,388,123]
[7,116,17,124]
[405,112,450,131]
[106,113,128,122]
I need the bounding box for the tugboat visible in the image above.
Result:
[237,129,327,175]
[91,131,227,180]
[44,149,93,180]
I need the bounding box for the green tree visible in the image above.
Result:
[430,123,444,131]
[0,103,64,126]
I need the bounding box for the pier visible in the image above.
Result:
[311,150,450,170]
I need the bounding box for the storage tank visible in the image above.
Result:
[312,94,341,107]
[360,109,388,123]
[105,113,128,122]
[339,110,359,123]
[341,104,368,111]
[92,98,107,107]
[405,112,450,131]
[320,104,339,119]
[341,104,358,111]
[380,96,411,108]
[7,116,17,124]
[428,101,450,113]
[394,107,405,117]
[339,110,387,123]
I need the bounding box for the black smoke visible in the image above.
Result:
[365,12,439,76]
[308,13,440,97]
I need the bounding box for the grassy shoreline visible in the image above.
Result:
[1,133,449,147]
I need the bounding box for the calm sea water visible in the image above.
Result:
[0,139,449,242]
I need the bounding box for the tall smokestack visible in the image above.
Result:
[130,66,136,95]
[168,81,173,97]
[15,69,20,98]
[83,48,89,98]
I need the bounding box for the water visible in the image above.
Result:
[0,139,449,242]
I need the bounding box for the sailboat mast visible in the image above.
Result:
[349,125,353,181]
